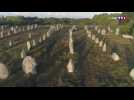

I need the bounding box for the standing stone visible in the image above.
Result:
[61,24,63,29]
[95,26,98,31]
[9,40,12,47]
[47,31,50,38]
[102,43,107,52]
[27,25,30,31]
[39,37,42,43]
[87,30,91,34]
[28,33,32,39]
[22,56,37,75]
[32,39,36,47]
[0,32,4,38]
[20,49,26,59]
[11,27,14,32]
[13,29,17,34]
[7,31,11,36]
[95,38,99,44]
[97,29,101,34]
[101,29,106,35]
[34,24,38,29]
[0,63,9,80]
[91,34,95,41]
[87,31,92,38]
[72,25,77,31]
[56,24,59,31]
[66,59,74,73]
[99,40,103,47]
[111,52,120,61]
[108,26,111,32]
[27,41,31,51]
[122,34,134,39]
[15,25,18,29]
[129,68,134,80]
[31,25,33,30]
[42,34,46,41]
[84,25,88,31]
[115,28,120,35]
[1,26,4,30]
[69,30,74,54]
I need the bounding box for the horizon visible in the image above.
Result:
[0,12,122,19]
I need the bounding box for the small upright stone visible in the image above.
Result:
[101,29,106,35]
[22,56,37,75]
[28,33,32,39]
[39,37,42,43]
[129,68,134,80]
[0,32,3,38]
[27,41,31,51]
[99,40,103,47]
[91,34,95,41]
[20,49,26,59]
[87,31,92,38]
[111,52,120,61]
[0,63,9,80]
[84,25,88,31]
[32,39,36,47]
[42,34,46,41]
[102,43,107,52]
[115,28,120,35]
[66,59,74,73]
[95,38,99,44]
[69,29,74,54]
[97,29,101,34]
[7,32,11,36]
[9,40,13,47]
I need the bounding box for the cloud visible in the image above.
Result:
[0,12,121,18]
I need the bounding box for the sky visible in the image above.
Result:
[0,12,122,18]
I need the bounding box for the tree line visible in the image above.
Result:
[1,12,134,35]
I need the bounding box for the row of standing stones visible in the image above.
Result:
[0,24,64,80]
[0,24,38,38]
[0,24,134,83]
[66,25,77,73]
[85,25,120,61]
[84,25,134,81]
[0,24,38,80]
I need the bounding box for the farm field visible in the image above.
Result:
[0,12,134,87]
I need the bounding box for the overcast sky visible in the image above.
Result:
[0,12,122,18]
